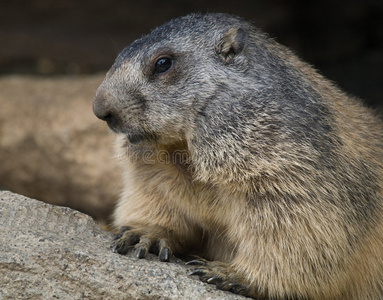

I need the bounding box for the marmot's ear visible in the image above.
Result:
[216,27,248,64]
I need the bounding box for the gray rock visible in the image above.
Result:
[0,191,245,299]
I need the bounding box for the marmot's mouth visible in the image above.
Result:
[127,133,147,144]
[126,132,157,144]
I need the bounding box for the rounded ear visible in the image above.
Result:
[216,27,248,64]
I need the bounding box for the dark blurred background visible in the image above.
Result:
[1,0,382,107]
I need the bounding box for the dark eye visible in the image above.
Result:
[154,57,173,75]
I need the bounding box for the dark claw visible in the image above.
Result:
[111,242,120,253]
[186,259,207,266]
[159,246,171,262]
[111,227,175,263]
[186,259,253,298]
[188,268,207,277]
[206,276,223,284]
[111,240,132,254]
[136,246,147,259]
[111,230,140,255]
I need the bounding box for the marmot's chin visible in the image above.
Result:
[126,133,147,144]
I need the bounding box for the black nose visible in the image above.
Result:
[93,89,113,121]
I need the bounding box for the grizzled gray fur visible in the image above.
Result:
[94,13,383,300]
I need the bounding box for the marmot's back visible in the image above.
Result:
[93,13,383,299]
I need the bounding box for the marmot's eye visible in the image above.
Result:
[154,57,172,75]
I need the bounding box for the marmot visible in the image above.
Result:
[93,13,383,299]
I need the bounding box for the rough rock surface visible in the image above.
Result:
[0,75,121,221]
[0,191,245,299]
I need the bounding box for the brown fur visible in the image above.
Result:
[94,13,383,299]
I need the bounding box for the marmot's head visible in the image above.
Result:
[93,13,259,145]
[94,13,337,184]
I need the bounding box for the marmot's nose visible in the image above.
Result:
[93,89,113,121]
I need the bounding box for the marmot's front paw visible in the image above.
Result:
[187,259,259,298]
[111,226,172,262]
